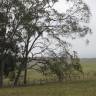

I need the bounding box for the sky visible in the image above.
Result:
[54,0,96,58]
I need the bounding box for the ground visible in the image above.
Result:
[1,58,96,96]
[0,80,96,96]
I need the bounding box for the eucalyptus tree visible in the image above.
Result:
[0,4,18,87]
[0,0,91,86]
[0,0,24,87]
[37,46,83,81]
[27,0,91,81]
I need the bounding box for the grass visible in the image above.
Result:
[80,58,96,79]
[26,58,96,81]
[0,80,96,96]
[81,58,96,73]
[27,70,44,80]
[1,58,96,96]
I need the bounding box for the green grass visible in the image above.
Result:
[20,58,96,82]
[80,58,96,79]
[1,58,96,96]
[81,58,96,73]
[27,70,45,80]
[0,80,96,96]
[26,58,96,81]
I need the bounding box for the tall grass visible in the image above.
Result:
[0,80,96,96]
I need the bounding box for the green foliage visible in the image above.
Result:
[0,53,16,79]
[0,0,91,86]
[39,51,83,81]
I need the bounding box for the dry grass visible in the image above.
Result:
[0,80,96,96]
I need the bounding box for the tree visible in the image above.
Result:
[37,47,83,81]
[14,0,91,85]
[0,0,19,87]
[0,0,91,86]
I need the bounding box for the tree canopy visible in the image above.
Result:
[0,0,91,86]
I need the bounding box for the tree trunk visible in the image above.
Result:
[14,65,22,86]
[0,61,4,87]
[0,73,3,87]
[57,72,64,82]
[14,57,28,86]
[24,63,27,85]
[23,57,28,85]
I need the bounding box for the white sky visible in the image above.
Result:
[54,0,96,58]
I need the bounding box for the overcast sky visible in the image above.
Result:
[54,0,96,58]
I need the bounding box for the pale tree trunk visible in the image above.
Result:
[14,58,26,86]
[14,67,22,86]
[14,57,28,86]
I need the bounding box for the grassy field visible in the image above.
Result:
[80,58,96,79]
[81,58,96,72]
[26,58,96,80]
[0,80,96,96]
[1,58,96,96]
